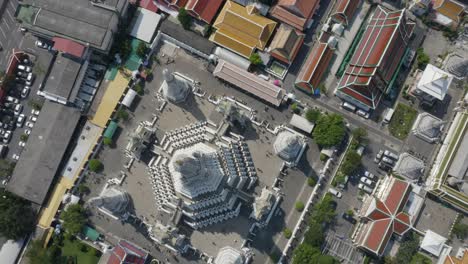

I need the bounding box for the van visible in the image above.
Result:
[342,102,356,112]
[383,108,395,124]
[328,188,342,198]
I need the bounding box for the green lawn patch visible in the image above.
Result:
[61,239,100,264]
[389,103,418,140]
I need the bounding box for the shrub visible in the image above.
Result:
[80,244,88,252]
[20,134,28,141]
[295,201,305,212]
[103,137,113,146]
[340,151,361,175]
[305,109,321,123]
[283,228,292,239]
[88,159,103,172]
[116,109,129,121]
[346,209,354,217]
[133,83,144,95]
[416,48,430,69]
[320,153,328,162]
[291,103,300,114]
[307,177,316,187]
[77,184,90,195]
[136,42,147,58]
[249,53,263,66]
[177,8,192,30]
[453,221,468,239]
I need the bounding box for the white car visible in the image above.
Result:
[6,96,19,104]
[364,171,376,181]
[24,129,31,135]
[18,141,26,148]
[16,114,25,128]
[21,86,30,99]
[31,109,40,116]
[35,40,49,49]
[328,188,342,198]
[356,109,370,119]
[3,131,11,143]
[374,150,384,163]
[356,145,365,156]
[17,65,32,72]
[360,177,373,186]
[384,150,399,160]
[25,122,34,128]
[29,116,37,122]
[382,157,395,166]
[12,154,19,161]
[358,183,373,194]
[13,104,23,116]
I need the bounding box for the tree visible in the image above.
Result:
[77,184,90,195]
[316,255,337,264]
[295,201,305,212]
[303,221,324,247]
[136,42,147,58]
[88,159,103,172]
[312,114,346,148]
[103,137,113,146]
[311,194,336,224]
[410,253,432,264]
[341,151,361,175]
[305,109,321,123]
[119,39,132,61]
[133,83,144,95]
[307,177,316,187]
[26,240,56,264]
[61,204,87,235]
[291,103,300,114]
[177,8,192,30]
[249,53,263,66]
[283,228,292,239]
[0,190,35,239]
[292,244,320,264]
[116,109,129,121]
[20,134,29,141]
[0,159,15,179]
[394,233,420,264]
[452,221,468,239]
[416,48,430,69]
[352,128,367,144]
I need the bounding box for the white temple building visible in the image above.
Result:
[273,127,307,167]
[160,68,191,103]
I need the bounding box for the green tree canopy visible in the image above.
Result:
[311,193,336,224]
[352,128,368,144]
[136,42,147,58]
[292,244,320,264]
[177,8,192,30]
[312,114,346,148]
[0,190,35,239]
[305,109,321,123]
[340,151,362,175]
[249,53,263,66]
[395,233,420,264]
[26,240,57,264]
[303,220,324,247]
[0,159,15,179]
[88,159,103,172]
[295,201,305,212]
[61,204,87,235]
[410,253,432,264]
[103,137,113,146]
[453,221,468,239]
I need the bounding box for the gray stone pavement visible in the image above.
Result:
[0,0,23,70]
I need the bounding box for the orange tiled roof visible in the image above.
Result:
[270,0,320,30]
[185,0,225,24]
[295,42,333,92]
[433,0,466,24]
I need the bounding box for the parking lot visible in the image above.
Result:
[0,34,54,178]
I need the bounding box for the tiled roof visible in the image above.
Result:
[356,177,412,256]
[269,24,304,63]
[213,60,285,106]
[139,0,159,12]
[295,42,333,91]
[331,0,361,26]
[52,37,86,58]
[107,240,149,264]
[270,0,320,30]
[444,248,468,264]
[186,0,224,23]
[433,0,466,24]
[211,1,277,57]
[336,6,414,109]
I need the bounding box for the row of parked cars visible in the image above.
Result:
[374,149,399,171]
[0,56,39,160]
[358,171,377,194]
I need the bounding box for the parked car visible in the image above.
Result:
[21,86,30,99]
[6,96,19,104]
[356,109,370,119]
[381,157,395,166]
[15,77,26,84]
[384,150,399,160]
[341,212,357,224]
[16,114,25,128]
[25,122,34,128]
[13,104,23,116]
[29,116,37,122]
[360,177,374,186]
[16,71,27,78]
[379,162,392,171]
[31,109,40,116]
[17,65,32,72]
[338,175,350,190]
[3,131,11,143]
[356,145,365,156]
[12,154,19,161]
[364,171,376,181]
[358,183,374,194]
[328,187,342,198]
[18,141,26,148]
[35,40,49,49]
[24,129,31,135]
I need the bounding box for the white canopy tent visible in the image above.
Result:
[122,89,138,108]
[130,8,162,43]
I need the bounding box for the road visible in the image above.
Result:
[0,0,23,70]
